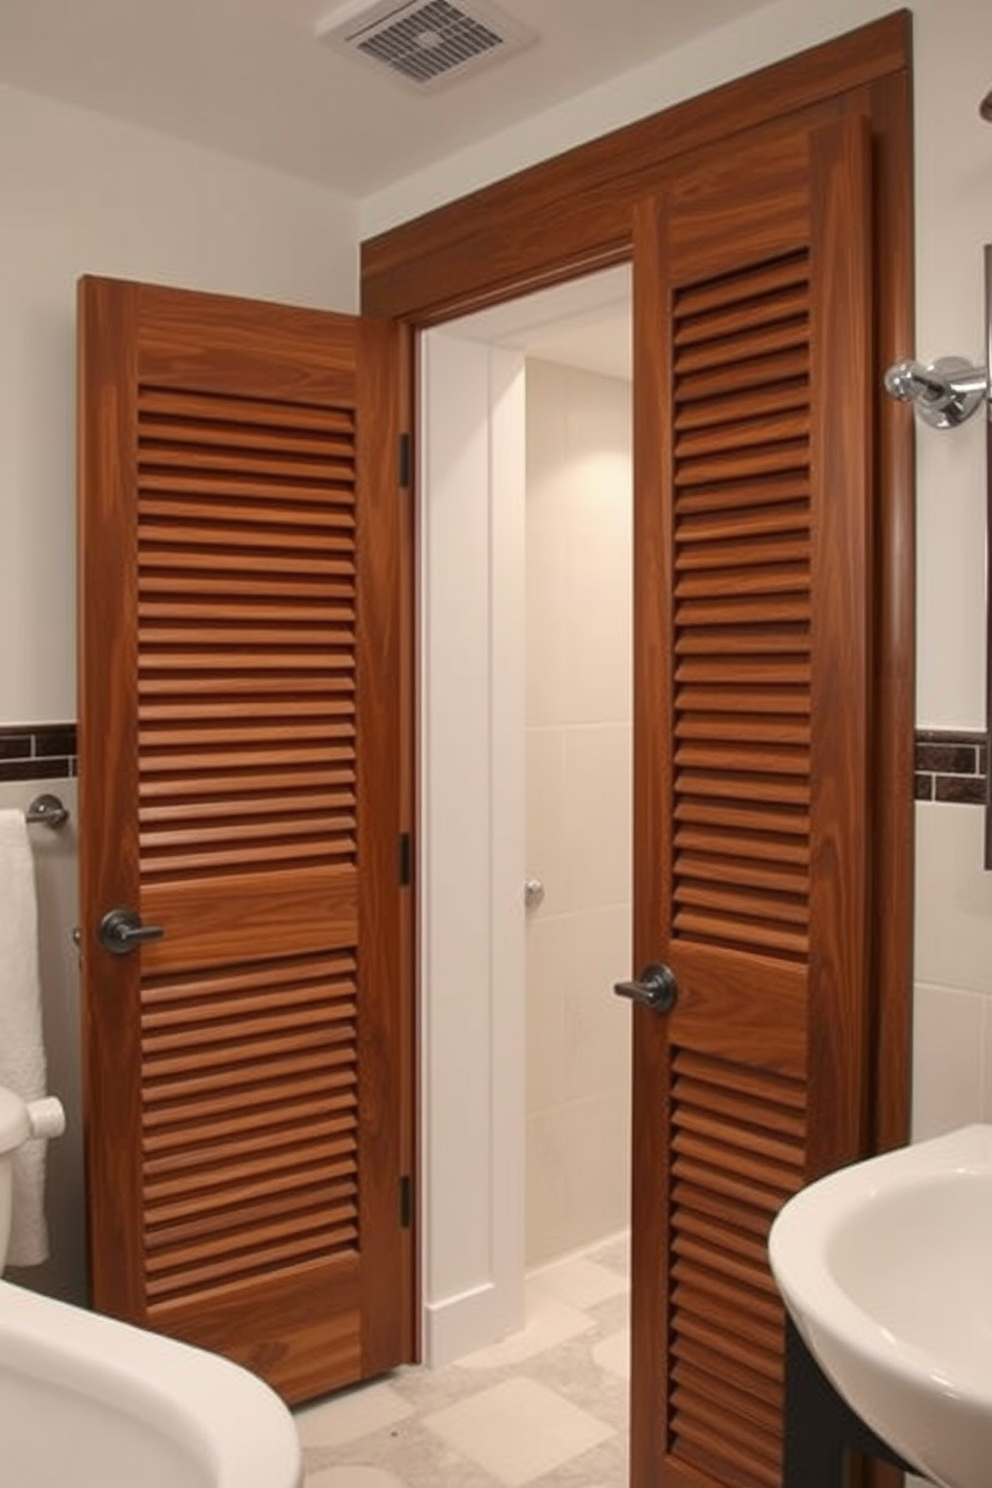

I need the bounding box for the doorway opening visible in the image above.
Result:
[418,265,634,1367]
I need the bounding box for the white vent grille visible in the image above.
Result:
[316,0,536,91]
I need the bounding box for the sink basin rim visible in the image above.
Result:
[769,1123,992,1412]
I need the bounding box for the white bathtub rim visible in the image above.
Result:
[0,1279,302,1488]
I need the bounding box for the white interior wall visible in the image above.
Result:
[419,330,526,1365]
[524,359,633,1267]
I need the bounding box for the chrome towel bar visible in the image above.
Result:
[25,793,70,829]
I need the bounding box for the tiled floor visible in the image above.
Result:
[295,1235,630,1488]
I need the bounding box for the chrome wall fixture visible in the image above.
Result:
[883,245,992,429]
[25,792,70,829]
[883,356,987,428]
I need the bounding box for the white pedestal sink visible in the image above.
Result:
[769,1124,992,1488]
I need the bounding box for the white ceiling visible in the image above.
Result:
[445,265,633,382]
[0,0,775,200]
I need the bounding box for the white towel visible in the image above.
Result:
[0,810,50,1265]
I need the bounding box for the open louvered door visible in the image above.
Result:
[77,277,412,1404]
[629,116,872,1488]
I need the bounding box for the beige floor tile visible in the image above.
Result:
[296,1380,414,1449]
[592,1329,630,1381]
[529,1253,628,1311]
[423,1377,614,1487]
[456,1294,594,1370]
[307,1470,406,1488]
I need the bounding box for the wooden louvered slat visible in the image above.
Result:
[144,1137,356,1197]
[136,383,359,885]
[674,255,811,317]
[676,470,809,516]
[675,564,808,602]
[674,319,809,378]
[139,386,355,431]
[140,518,354,553]
[667,1047,806,1488]
[673,284,808,349]
[675,380,808,432]
[139,500,356,533]
[672,1358,781,1429]
[140,569,352,596]
[141,948,359,1307]
[145,1175,356,1251]
[670,251,812,961]
[141,444,354,479]
[677,507,809,546]
[677,350,808,406]
[676,408,810,461]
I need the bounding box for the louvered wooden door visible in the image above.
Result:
[77,277,412,1403]
[629,117,872,1487]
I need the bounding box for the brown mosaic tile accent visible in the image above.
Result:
[915,728,987,806]
[0,723,77,783]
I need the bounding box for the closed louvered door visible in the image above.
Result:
[629,117,872,1488]
[77,278,412,1403]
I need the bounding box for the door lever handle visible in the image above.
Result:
[613,962,678,1013]
[99,908,165,957]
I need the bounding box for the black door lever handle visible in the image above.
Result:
[613,962,678,1013]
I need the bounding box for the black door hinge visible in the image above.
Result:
[398,432,412,489]
[399,1174,413,1229]
[399,831,412,887]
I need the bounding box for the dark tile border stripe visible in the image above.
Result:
[1,721,988,807]
[915,729,987,805]
[0,723,77,783]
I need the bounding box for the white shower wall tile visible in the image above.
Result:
[911,981,987,1140]
[559,467,632,726]
[559,906,631,1104]
[524,478,569,728]
[560,724,632,914]
[525,728,569,918]
[525,913,569,1116]
[914,801,992,995]
[526,1092,630,1266]
[525,358,632,1271]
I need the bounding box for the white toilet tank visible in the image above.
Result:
[0,1086,65,1273]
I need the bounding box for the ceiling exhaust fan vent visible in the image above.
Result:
[316,0,537,91]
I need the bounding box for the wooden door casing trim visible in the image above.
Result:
[362,11,911,329]
[360,6,914,1153]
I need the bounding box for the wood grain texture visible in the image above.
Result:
[866,65,915,1161]
[77,276,146,1317]
[78,278,411,1403]
[806,116,874,1176]
[362,13,911,322]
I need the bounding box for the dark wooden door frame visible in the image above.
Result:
[363,15,913,1486]
[362,9,914,1162]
